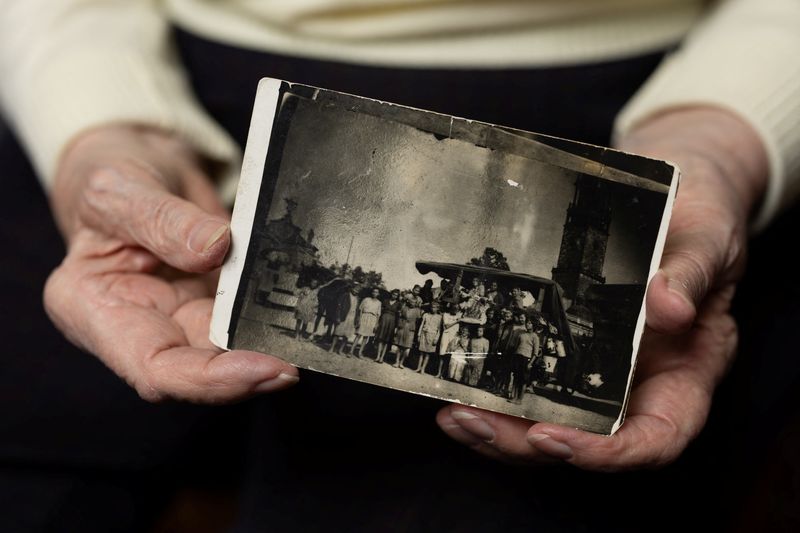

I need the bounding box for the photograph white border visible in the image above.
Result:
[211,78,680,435]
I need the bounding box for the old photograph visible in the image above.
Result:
[211,79,678,435]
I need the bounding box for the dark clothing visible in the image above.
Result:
[331,291,353,325]
[510,354,530,400]
[480,320,501,387]
[495,323,517,356]
[493,322,519,395]
[420,285,434,306]
[375,299,401,343]
[486,290,505,308]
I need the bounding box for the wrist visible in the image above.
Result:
[60,124,205,179]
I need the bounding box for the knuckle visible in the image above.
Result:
[592,416,686,472]
[198,362,247,404]
[135,364,168,403]
[669,190,744,285]
[681,152,725,182]
[134,381,167,403]
[81,167,124,215]
[85,166,124,193]
[595,437,633,472]
[714,313,739,348]
[663,248,713,299]
[641,419,690,470]
[42,261,85,345]
[79,167,139,236]
[143,194,182,251]
[721,229,746,275]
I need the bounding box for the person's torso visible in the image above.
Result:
[471,338,490,353]
[165,0,706,67]
[516,333,535,357]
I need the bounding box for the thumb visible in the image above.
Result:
[80,166,231,272]
[647,208,738,333]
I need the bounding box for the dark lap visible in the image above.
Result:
[0,125,251,532]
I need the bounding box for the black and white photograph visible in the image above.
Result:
[212,79,678,435]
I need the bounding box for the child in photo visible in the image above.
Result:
[293,278,320,340]
[416,300,443,374]
[510,319,540,404]
[351,287,382,357]
[465,325,490,386]
[329,284,360,355]
[393,294,422,369]
[447,326,471,382]
[437,302,462,378]
[374,289,401,364]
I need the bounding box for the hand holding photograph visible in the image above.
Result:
[211,78,679,435]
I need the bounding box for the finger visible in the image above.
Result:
[437,405,555,465]
[526,287,737,471]
[437,406,688,471]
[181,165,231,220]
[646,200,737,334]
[114,294,298,403]
[66,232,161,275]
[436,370,702,471]
[89,300,298,403]
[645,270,697,334]
[54,251,193,319]
[46,259,298,404]
[524,410,691,472]
[172,297,221,351]
[139,347,299,404]
[640,285,738,383]
[80,167,230,273]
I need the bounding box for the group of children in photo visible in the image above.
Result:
[291,276,567,403]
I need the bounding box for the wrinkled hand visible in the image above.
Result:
[45,125,298,403]
[437,107,768,470]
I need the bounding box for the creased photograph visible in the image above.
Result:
[212,79,678,434]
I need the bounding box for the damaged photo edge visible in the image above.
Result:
[211,78,679,435]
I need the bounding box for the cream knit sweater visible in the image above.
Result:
[0,0,798,227]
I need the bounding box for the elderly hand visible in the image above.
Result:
[436,107,768,470]
[44,125,298,403]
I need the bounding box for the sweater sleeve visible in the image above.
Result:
[614,0,800,230]
[0,0,240,192]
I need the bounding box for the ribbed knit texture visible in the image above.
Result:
[615,0,800,230]
[0,0,240,188]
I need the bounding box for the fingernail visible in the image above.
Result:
[276,372,300,383]
[451,410,495,442]
[189,220,229,254]
[440,423,483,447]
[527,433,573,460]
[255,372,299,392]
